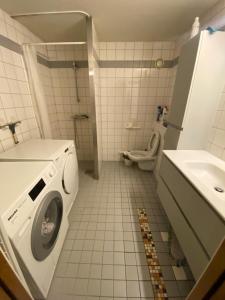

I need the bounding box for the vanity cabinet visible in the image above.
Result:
[157,155,225,280]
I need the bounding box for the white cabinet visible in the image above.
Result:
[164,30,225,150]
[157,155,225,280]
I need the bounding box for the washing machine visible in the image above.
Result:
[0,139,78,215]
[0,161,68,299]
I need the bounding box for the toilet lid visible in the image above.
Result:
[147,131,160,156]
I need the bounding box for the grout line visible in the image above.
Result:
[138,208,168,300]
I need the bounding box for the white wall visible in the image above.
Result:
[207,84,225,160]
[200,0,225,161]
[203,0,225,161]
[0,9,41,151]
[96,41,176,161]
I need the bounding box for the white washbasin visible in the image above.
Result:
[184,162,225,193]
[163,150,225,220]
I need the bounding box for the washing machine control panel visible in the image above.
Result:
[2,163,57,238]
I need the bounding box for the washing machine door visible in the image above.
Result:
[62,149,77,194]
[31,191,63,261]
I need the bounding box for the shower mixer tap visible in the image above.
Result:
[0,121,21,144]
[72,114,89,148]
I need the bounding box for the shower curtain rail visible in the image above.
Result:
[11,10,90,18]
[23,42,86,46]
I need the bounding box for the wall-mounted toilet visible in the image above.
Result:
[125,130,160,171]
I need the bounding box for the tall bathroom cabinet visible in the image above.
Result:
[164,30,225,150]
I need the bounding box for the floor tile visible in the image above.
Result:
[102,265,113,279]
[137,266,150,281]
[89,264,102,279]
[100,280,113,297]
[77,264,90,278]
[125,253,136,265]
[87,279,101,296]
[126,265,139,280]
[103,252,114,264]
[114,280,127,297]
[92,252,103,264]
[114,252,125,265]
[124,241,135,252]
[114,241,124,252]
[80,251,92,264]
[47,162,194,300]
[73,278,89,295]
[139,280,154,297]
[126,280,140,297]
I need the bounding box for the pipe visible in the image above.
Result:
[23,42,86,46]
[11,10,90,18]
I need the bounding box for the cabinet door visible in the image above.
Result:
[0,287,11,300]
[163,126,180,150]
[166,34,200,128]
[157,177,209,280]
[0,249,32,300]
[160,156,225,257]
[187,238,225,300]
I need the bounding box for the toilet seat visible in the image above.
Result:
[128,151,155,161]
[125,130,160,171]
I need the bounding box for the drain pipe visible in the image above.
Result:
[72,61,80,103]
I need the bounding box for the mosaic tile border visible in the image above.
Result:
[138,208,168,300]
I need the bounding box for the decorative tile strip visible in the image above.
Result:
[138,208,168,300]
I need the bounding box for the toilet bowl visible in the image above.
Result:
[126,130,160,171]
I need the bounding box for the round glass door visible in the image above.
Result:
[31,191,63,261]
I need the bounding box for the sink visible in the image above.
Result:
[184,162,225,194]
[163,150,225,219]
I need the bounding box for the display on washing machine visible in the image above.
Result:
[29,178,46,201]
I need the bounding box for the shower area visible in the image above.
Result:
[37,43,93,159]
[15,12,102,178]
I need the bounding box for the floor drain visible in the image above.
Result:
[214,186,224,193]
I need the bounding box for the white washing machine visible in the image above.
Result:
[0,161,68,299]
[0,139,79,215]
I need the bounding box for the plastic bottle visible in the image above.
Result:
[190,17,200,38]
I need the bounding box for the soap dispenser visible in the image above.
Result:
[190,17,200,38]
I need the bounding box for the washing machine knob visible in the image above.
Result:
[49,170,55,177]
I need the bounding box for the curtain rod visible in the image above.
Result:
[23,42,87,46]
[11,10,90,18]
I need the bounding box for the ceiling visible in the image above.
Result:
[0,0,219,42]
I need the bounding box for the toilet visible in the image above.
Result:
[125,130,160,171]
